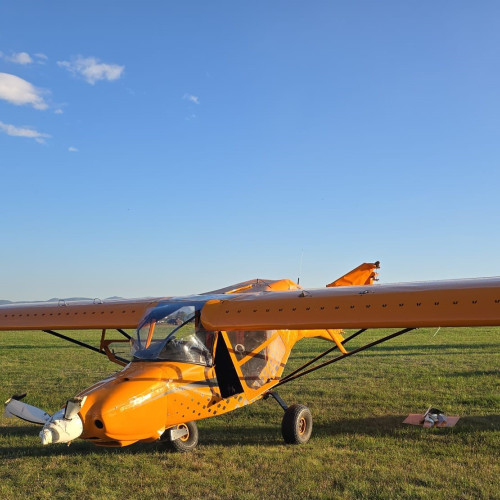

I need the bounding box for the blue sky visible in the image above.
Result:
[1,1,499,301]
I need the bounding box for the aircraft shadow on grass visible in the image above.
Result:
[1,414,498,459]
[446,369,499,377]
[312,414,500,435]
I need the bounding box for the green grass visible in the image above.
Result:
[0,328,499,499]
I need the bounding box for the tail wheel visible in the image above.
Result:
[281,404,313,444]
[167,421,199,452]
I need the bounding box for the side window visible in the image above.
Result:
[226,331,286,389]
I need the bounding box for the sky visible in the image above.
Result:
[1,1,499,301]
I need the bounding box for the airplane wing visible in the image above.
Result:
[1,274,498,383]
[0,278,299,332]
[0,297,163,331]
[200,277,500,331]
[0,264,379,333]
[2,277,500,333]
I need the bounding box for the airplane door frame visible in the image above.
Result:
[213,331,244,398]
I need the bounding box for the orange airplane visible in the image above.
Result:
[2,262,500,451]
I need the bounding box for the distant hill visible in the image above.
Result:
[46,297,94,302]
[0,297,125,305]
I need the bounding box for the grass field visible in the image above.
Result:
[0,327,499,499]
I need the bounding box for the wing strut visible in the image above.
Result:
[117,328,132,340]
[274,327,416,388]
[43,329,130,365]
[284,328,368,381]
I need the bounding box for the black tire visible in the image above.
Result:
[166,421,199,452]
[281,404,313,444]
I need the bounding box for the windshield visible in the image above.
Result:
[132,304,213,365]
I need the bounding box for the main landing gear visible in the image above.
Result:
[161,393,312,452]
[266,392,313,445]
[282,404,313,444]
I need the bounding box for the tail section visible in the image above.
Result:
[326,261,380,287]
[297,262,380,349]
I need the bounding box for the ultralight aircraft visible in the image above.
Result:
[1,262,500,451]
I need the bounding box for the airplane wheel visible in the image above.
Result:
[168,421,199,452]
[281,404,313,445]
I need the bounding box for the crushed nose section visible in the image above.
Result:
[40,409,84,445]
[4,393,86,445]
[40,397,87,445]
[4,394,51,425]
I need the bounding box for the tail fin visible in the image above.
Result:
[326,261,380,287]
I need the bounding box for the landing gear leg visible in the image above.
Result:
[266,391,288,411]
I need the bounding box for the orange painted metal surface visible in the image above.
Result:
[327,261,380,287]
[78,361,222,446]
[203,278,302,295]
[201,277,500,331]
[0,297,160,331]
[76,328,307,446]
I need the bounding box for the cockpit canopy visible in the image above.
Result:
[132,304,213,366]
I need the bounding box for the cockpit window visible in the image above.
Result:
[132,305,213,366]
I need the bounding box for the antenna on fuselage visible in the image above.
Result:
[297,249,304,285]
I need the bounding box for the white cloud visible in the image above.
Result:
[58,56,124,85]
[4,52,34,64]
[0,121,51,143]
[68,146,78,152]
[183,93,200,105]
[0,73,48,110]
[2,51,47,65]
[54,108,64,114]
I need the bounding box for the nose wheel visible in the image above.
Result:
[162,421,199,452]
